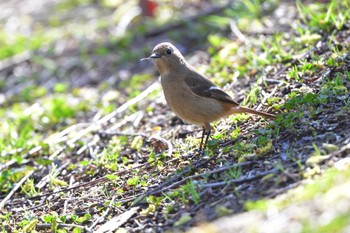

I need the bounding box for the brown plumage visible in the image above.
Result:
[143,42,275,153]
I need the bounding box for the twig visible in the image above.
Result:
[44,82,158,148]
[197,161,255,177]
[266,182,300,198]
[117,160,276,206]
[63,175,75,215]
[36,161,70,189]
[273,46,315,80]
[104,111,142,131]
[0,51,31,72]
[318,143,350,165]
[87,196,117,231]
[220,135,243,147]
[0,146,42,172]
[36,223,86,231]
[46,123,91,144]
[305,67,332,83]
[202,168,279,188]
[0,147,24,157]
[230,20,250,45]
[201,160,305,189]
[264,78,284,84]
[156,160,255,192]
[67,81,160,145]
[76,134,101,155]
[48,145,66,160]
[0,159,18,172]
[178,160,253,187]
[133,111,144,127]
[95,207,139,233]
[96,130,148,138]
[114,7,141,37]
[131,153,225,206]
[256,84,279,111]
[0,170,34,209]
[26,161,152,200]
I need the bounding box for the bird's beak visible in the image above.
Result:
[140,53,161,61]
[150,53,161,59]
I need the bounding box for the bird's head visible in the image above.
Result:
[142,42,186,74]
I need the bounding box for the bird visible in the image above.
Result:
[142,42,275,153]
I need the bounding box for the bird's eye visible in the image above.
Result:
[166,49,172,55]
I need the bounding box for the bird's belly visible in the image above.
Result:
[162,84,228,126]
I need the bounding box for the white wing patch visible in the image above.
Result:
[208,86,222,91]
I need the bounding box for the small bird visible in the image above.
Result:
[142,42,275,153]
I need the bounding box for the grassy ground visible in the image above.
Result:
[0,0,350,232]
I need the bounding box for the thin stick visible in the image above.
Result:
[273,47,315,80]
[63,175,75,215]
[202,168,279,188]
[95,207,139,233]
[46,123,91,144]
[256,84,279,111]
[36,223,86,231]
[230,20,250,45]
[27,161,152,200]
[67,81,159,145]
[0,170,34,209]
[96,130,148,138]
[206,158,307,190]
[131,153,226,206]
[0,50,31,72]
[158,160,254,192]
[87,196,116,231]
[317,143,350,165]
[0,146,42,172]
[36,161,70,189]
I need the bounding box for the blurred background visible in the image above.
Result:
[0,0,289,92]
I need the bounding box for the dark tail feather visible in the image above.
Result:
[236,106,276,119]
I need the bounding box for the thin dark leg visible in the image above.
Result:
[199,128,206,152]
[198,123,212,155]
[202,129,211,153]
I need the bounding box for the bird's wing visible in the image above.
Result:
[184,73,239,106]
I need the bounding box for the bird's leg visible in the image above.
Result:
[198,123,211,155]
[199,128,206,152]
[202,129,211,152]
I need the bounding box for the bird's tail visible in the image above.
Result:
[230,106,276,119]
